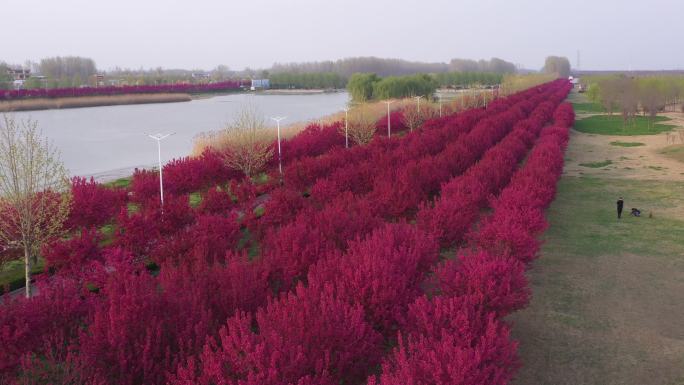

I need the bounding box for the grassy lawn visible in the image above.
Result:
[660,144,684,163]
[574,115,675,135]
[573,102,606,114]
[512,176,684,385]
[105,176,131,189]
[610,141,645,147]
[0,259,45,294]
[189,192,202,207]
[252,172,270,185]
[127,202,139,213]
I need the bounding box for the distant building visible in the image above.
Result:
[8,68,30,88]
[250,79,270,90]
[192,72,211,80]
[8,68,31,81]
[90,74,105,87]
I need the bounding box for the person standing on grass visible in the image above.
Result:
[617,197,624,219]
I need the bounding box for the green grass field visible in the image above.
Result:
[539,176,684,256]
[513,176,684,385]
[189,192,202,207]
[572,102,606,114]
[574,115,675,135]
[579,159,613,168]
[105,177,131,189]
[0,259,44,294]
[610,141,645,147]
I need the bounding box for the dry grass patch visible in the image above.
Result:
[0,93,191,112]
[660,144,684,163]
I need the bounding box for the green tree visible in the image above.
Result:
[269,72,345,89]
[39,56,97,81]
[586,83,599,104]
[542,56,571,78]
[371,74,438,100]
[23,77,43,90]
[347,73,379,102]
[0,62,11,90]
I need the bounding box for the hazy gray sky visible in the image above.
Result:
[3,0,683,71]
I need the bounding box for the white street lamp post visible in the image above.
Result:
[271,116,287,176]
[414,95,423,112]
[343,107,350,148]
[148,132,175,209]
[384,100,394,138]
[438,99,443,117]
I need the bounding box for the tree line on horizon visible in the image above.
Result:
[270,56,517,78]
[2,55,575,93]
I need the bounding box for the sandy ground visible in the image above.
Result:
[564,112,684,181]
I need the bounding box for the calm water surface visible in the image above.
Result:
[9,92,349,179]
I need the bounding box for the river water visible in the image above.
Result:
[7,92,349,180]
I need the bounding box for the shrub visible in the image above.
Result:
[307,224,439,334]
[130,168,159,204]
[196,186,234,215]
[150,213,241,267]
[369,304,518,385]
[0,278,94,378]
[172,285,382,385]
[67,177,127,229]
[42,228,101,272]
[432,253,530,317]
[219,107,274,178]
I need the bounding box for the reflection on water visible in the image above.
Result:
[9,92,349,179]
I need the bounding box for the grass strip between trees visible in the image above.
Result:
[610,141,645,147]
[574,115,675,136]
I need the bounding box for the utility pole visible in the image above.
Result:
[271,116,287,177]
[414,95,423,112]
[343,107,350,148]
[384,100,394,138]
[148,132,175,209]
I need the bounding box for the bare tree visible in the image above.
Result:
[402,106,423,132]
[220,107,274,178]
[598,79,619,115]
[346,105,377,145]
[0,116,71,298]
[615,78,640,126]
[403,102,438,132]
[639,81,665,126]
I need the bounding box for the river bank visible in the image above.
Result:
[0,93,193,112]
[0,89,346,112]
[8,91,351,178]
[259,89,343,95]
